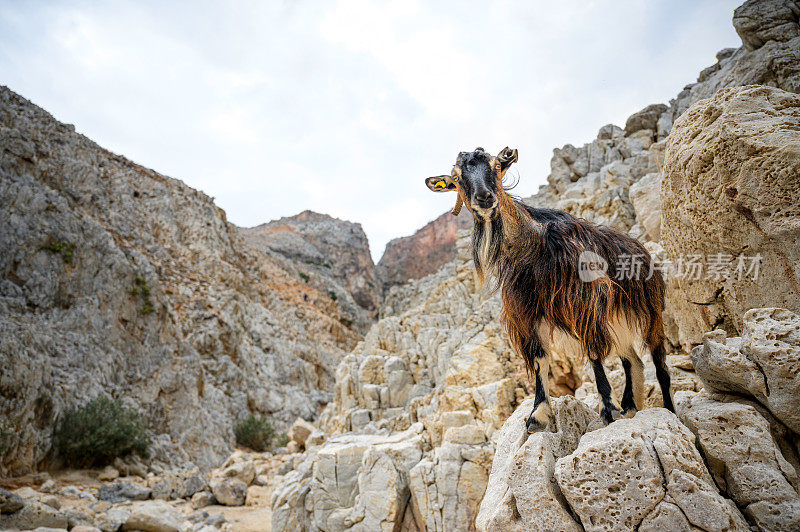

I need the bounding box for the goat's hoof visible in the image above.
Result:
[601,407,622,424]
[621,407,638,419]
[526,417,548,434]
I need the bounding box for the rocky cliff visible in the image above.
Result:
[242,211,381,332]
[377,210,472,292]
[0,87,370,475]
[270,1,800,530]
[526,0,800,351]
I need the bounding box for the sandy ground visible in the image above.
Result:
[4,468,277,532]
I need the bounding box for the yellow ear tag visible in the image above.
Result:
[435,180,447,189]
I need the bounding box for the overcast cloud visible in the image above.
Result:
[0,0,742,261]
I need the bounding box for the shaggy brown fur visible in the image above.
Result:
[426,147,673,429]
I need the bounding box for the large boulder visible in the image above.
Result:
[662,85,800,349]
[691,308,800,433]
[733,0,800,51]
[476,395,597,532]
[555,408,748,532]
[678,393,800,531]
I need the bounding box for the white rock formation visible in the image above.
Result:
[662,85,800,344]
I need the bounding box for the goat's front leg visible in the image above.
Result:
[592,358,622,424]
[525,337,553,433]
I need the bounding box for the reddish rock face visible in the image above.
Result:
[377,210,473,290]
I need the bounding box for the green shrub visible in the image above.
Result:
[328,291,337,301]
[54,397,150,467]
[299,272,310,283]
[234,414,283,452]
[129,275,155,315]
[41,239,75,264]
[274,432,290,449]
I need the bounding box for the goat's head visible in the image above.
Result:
[425,147,518,220]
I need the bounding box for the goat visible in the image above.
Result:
[425,147,672,431]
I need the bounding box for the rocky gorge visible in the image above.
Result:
[1,0,800,531]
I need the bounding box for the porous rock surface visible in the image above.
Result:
[662,85,800,342]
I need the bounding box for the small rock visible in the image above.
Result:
[191,491,216,510]
[71,526,102,532]
[178,475,207,499]
[114,456,148,479]
[288,418,315,448]
[0,487,25,514]
[0,500,69,530]
[58,486,95,500]
[39,480,58,494]
[220,461,255,485]
[443,425,485,445]
[15,487,39,499]
[98,466,120,482]
[210,478,247,506]
[41,495,61,510]
[98,482,151,503]
[31,472,52,485]
[30,527,68,532]
[205,513,227,528]
[122,500,183,532]
[252,474,271,486]
[188,510,209,523]
[286,441,300,454]
[94,506,130,532]
[305,430,326,448]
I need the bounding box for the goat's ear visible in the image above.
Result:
[497,147,518,177]
[425,175,456,192]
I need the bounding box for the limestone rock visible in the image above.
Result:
[97,482,151,504]
[476,396,597,532]
[733,0,800,51]
[662,85,800,347]
[97,466,119,482]
[0,87,359,475]
[288,417,316,448]
[242,210,381,331]
[555,408,747,531]
[377,209,472,291]
[190,491,215,509]
[122,500,184,532]
[0,487,24,513]
[692,308,800,433]
[625,103,668,136]
[210,478,247,506]
[409,442,493,532]
[678,392,800,530]
[0,500,69,530]
[628,172,662,241]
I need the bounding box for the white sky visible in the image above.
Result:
[0,0,742,262]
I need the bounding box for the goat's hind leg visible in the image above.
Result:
[524,337,553,433]
[592,358,622,424]
[620,348,644,418]
[651,342,674,412]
